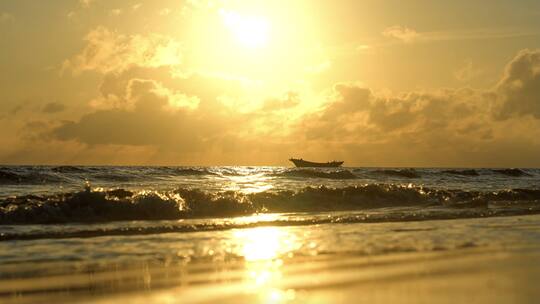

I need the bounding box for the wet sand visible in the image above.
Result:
[92,247,540,304]
[2,214,540,303]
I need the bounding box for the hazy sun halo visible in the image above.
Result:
[220,10,270,49]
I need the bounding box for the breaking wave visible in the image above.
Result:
[2,184,540,225]
[276,169,358,179]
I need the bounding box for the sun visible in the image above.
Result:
[220,10,270,49]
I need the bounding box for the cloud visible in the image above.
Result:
[293,49,540,166]
[301,85,488,141]
[421,28,537,42]
[454,59,483,82]
[47,35,294,161]
[494,49,540,119]
[0,12,14,23]
[305,60,332,74]
[42,102,66,114]
[356,44,371,52]
[382,26,419,43]
[109,9,122,16]
[382,27,535,45]
[261,92,301,112]
[66,11,76,20]
[39,30,540,166]
[53,79,212,150]
[93,66,246,115]
[63,27,182,74]
[159,8,172,16]
[80,0,94,8]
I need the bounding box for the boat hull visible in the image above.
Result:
[289,159,344,168]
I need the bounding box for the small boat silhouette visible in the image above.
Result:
[289,158,344,168]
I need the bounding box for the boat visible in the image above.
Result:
[289,158,344,168]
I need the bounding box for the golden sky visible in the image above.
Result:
[1,0,540,166]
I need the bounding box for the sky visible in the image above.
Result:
[1,0,540,167]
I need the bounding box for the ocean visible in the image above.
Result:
[2,166,540,303]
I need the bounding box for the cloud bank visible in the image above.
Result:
[7,23,540,166]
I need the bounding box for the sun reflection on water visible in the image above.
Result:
[233,227,300,302]
[224,173,275,193]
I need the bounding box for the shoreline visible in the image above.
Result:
[2,214,540,303]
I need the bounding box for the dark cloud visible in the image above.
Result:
[42,102,66,114]
[52,79,244,154]
[301,84,488,143]
[10,103,27,115]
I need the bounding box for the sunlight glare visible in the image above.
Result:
[220,10,270,49]
[233,226,300,262]
[224,172,274,193]
[236,227,285,261]
[233,227,299,303]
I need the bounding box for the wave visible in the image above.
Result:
[2,184,540,225]
[0,189,184,224]
[1,167,538,188]
[276,169,357,179]
[373,169,421,178]
[491,168,530,177]
[0,169,22,184]
[0,168,65,185]
[169,168,216,176]
[0,166,219,185]
[442,169,480,176]
[91,172,145,182]
[51,166,89,173]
